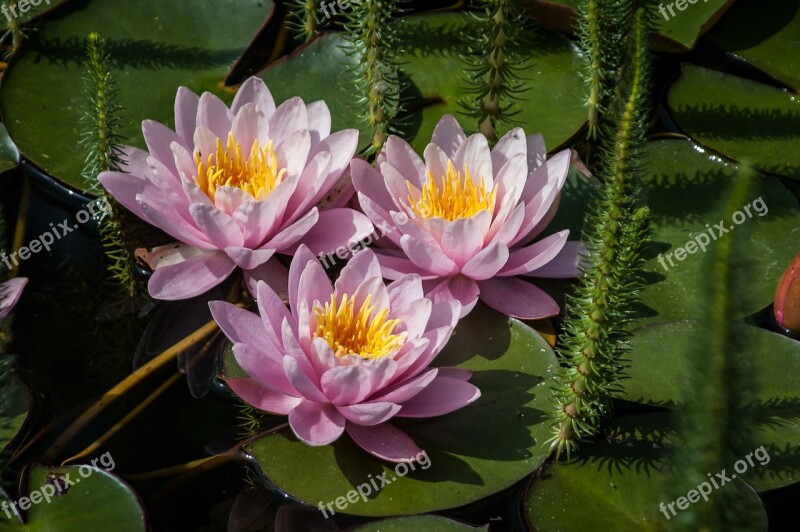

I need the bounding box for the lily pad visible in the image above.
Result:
[617,321,800,492]
[0,0,273,192]
[635,137,800,324]
[709,0,800,91]
[259,13,586,155]
[0,464,145,531]
[668,64,800,180]
[242,304,558,517]
[353,515,488,531]
[0,0,70,31]
[525,424,768,531]
[0,364,30,451]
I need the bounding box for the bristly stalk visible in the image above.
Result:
[670,169,758,530]
[343,0,403,155]
[577,0,629,138]
[460,0,528,143]
[547,1,655,459]
[287,0,321,41]
[79,33,142,299]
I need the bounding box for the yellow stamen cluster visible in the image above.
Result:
[194,132,286,201]
[409,160,497,221]
[314,293,406,359]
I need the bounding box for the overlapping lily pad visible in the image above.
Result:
[259,13,586,155]
[0,465,145,530]
[669,64,800,180]
[0,124,18,175]
[525,422,768,531]
[635,137,800,324]
[709,0,800,90]
[239,304,558,517]
[617,321,800,492]
[0,0,273,192]
[353,515,488,531]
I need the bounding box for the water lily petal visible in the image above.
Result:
[432,114,466,159]
[398,377,481,418]
[232,77,276,117]
[297,208,374,256]
[149,249,235,300]
[174,86,200,144]
[478,277,559,319]
[500,230,569,277]
[337,402,401,426]
[525,241,585,279]
[399,235,458,276]
[462,241,510,281]
[346,422,422,463]
[289,400,345,446]
[226,378,301,414]
[197,91,233,142]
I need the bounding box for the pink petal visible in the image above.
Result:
[426,300,461,331]
[425,276,480,317]
[142,120,184,174]
[423,143,451,187]
[346,422,422,463]
[137,196,213,249]
[453,133,492,190]
[213,186,252,215]
[335,248,383,296]
[224,246,275,270]
[352,158,394,212]
[297,255,334,312]
[399,235,458,276]
[500,230,569,277]
[284,356,326,402]
[337,402,401,426]
[0,278,27,320]
[276,129,311,179]
[148,250,235,300]
[226,378,301,414]
[232,77,277,116]
[431,114,466,159]
[321,365,373,405]
[370,368,438,404]
[229,102,264,156]
[98,171,151,222]
[234,200,282,248]
[174,87,200,145]
[269,97,308,142]
[386,274,425,311]
[461,241,510,281]
[189,203,244,248]
[525,241,584,279]
[441,214,489,268]
[375,251,436,280]
[296,208,374,256]
[379,135,426,189]
[397,377,480,418]
[256,280,292,343]
[527,133,547,170]
[478,277,559,319]
[491,127,526,171]
[289,401,345,446]
[494,153,527,209]
[245,258,290,302]
[265,208,320,252]
[304,130,359,204]
[436,368,473,381]
[196,92,233,142]
[285,151,333,216]
[209,301,275,355]
[231,343,295,395]
[305,100,332,144]
[288,245,319,311]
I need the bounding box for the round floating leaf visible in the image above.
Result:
[0,465,145,531]
[243,304,557,517]
[353,515,488,531]
[0,367,30,451]
[525,424,768,531]
[668,64,800,180]
[709,0,800,91]
[635,137,800,324]
[618,321,800,492]
[0,0,273,192]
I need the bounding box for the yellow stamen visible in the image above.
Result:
[194,132,287,201]
[314,293,406,359]
[408,160,497,221]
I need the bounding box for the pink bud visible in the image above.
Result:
[775,252,800,334]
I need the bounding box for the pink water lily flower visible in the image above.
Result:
[210,245,480,462]
[0,278,27,321]
[99,77,373,300]
[351,115,581,319]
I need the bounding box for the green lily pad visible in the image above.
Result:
[0,365,30,451]
[353,515,488,531]
[259,13,585,154]
[0,0,273,192]
[242,304,558,517]
[0,124,19,175]
[534,0,734,51]
[0,464,145,531]
[525,423,768,531]
[617,321,800,492]
[636,137,800,324]
[709,0,800,91]
[668,64,800,180]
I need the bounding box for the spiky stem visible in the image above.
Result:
[287,0,320,41]
[548,1,654,459]
[344,0,402,155]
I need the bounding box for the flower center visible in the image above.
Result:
[194,132,287,201]
[408,160,497,221]
[314,293,406,359]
